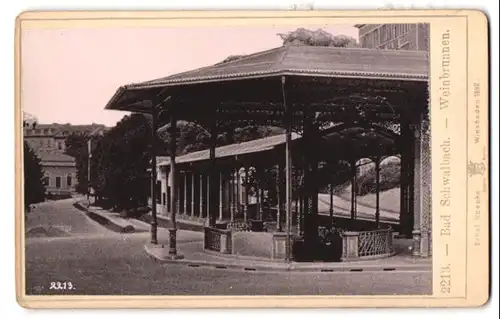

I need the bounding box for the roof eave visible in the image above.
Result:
[104,86,126,111]
[123,69,428,90]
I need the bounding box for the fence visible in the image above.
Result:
[342,228,395,261]
[204,227,232,254]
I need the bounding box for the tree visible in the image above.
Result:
[64,132,90,194]
[91,114,169,211]
[24,141,46,208]
[278,28,359,47]
[157,120,284,155]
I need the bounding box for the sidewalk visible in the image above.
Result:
[145,237,431,273]
[74,200,150,233]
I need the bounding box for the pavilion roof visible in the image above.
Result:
[157,133,301,166]
[105,45,428,113]
[130,46,427,88]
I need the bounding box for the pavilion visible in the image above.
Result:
[104,44,431,261]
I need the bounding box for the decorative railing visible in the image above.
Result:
[342,228,394,261]
[358,228,393,257]
[227,220,251,232]
[204,227,232,254]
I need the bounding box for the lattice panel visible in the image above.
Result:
[358,230,390,257]
[420,108,432,256]
[204,228,221,252]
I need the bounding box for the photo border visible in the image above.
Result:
[14,9,490,308]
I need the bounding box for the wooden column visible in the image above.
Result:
[282,75,293,262]
[302,113,319,247]
[198,172,204,218]
[218,171,223,221]
[166,170,171,214]
[350,159,357,220]
[233,168,238,217]
[236,168,240,215]
[206,174,210,221]
[329,183,334,227]
[229,170,235,222]
[285,111,293,261]
[294,195,299,234]
[375,157,381,228]
[259,186,264,220]
[191,172,195,217]
[276,164,282,231]
[297,167,303,236]
[178,172,182,214]
[256,171,261,220]
[413,110,431,257]
[243,167,249,222]
[420,111,432,257]
[400,121,414,238]
[298,193,303,236]
[208,113,219,227]
[183,171,187,215]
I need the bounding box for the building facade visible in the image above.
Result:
[23,122,108,197]
[355,24,429,51]
[23,123,108,155]
[38,153,77,196]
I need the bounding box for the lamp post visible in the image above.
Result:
[87,138,92,204]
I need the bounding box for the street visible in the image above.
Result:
[25,199,432,296]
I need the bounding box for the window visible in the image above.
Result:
[58,142,62,150]
[55,177,61,188]
[67,176,72,187]
[42,176,49,186]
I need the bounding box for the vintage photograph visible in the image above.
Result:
[21,22,432,296]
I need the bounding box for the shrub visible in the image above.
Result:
[355,160,401,196]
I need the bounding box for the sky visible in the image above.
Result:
[21,25,358,127]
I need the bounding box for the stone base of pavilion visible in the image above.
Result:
[143,214,407,263]
[144,235,431,272]
[144,207,403,262]
[203,226,398,262]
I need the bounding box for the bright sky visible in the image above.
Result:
[21,25,358,127]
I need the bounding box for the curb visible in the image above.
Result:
[144,244,432,273]
[73,202,136,234]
